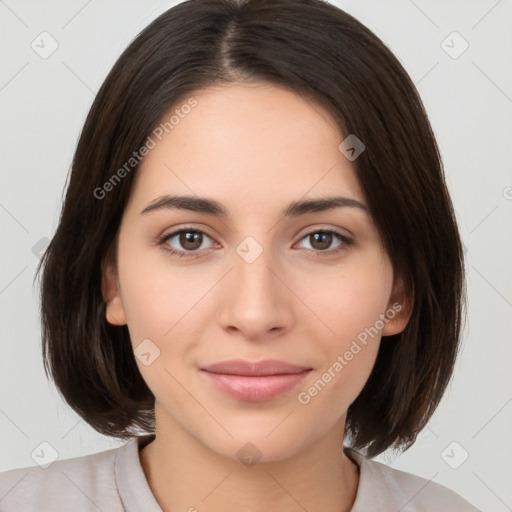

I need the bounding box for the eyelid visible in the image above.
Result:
[158,224,353,258]
[159,223,352,242]
[295,223,352,242]
[293,227,353,254]
[159,225,218,249]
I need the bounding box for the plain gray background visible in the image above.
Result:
[1,0,511,510]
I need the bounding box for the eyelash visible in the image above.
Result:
[158,226,353,259]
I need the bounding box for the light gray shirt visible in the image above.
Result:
[0,434,480,511]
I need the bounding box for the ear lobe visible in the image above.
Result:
[101,259,127,326]
[381,275,413,336]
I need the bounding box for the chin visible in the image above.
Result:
[199,425,316,466]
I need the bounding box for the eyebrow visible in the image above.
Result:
[140,194,368,218]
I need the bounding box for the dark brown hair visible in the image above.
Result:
[35,0,466,457]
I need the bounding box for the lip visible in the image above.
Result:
[199,359,312,402]
[201,359,312,376]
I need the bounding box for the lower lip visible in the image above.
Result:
[200,370,312,402]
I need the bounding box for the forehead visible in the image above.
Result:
[127,82,365,216]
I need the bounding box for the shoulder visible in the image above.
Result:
[0,442,125,512]
[347,449,481,512]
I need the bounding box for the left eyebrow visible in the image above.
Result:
[140,194,369,218]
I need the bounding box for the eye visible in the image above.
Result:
[159,227,215,258]
[158,227,353,259]
[295,229,353,256]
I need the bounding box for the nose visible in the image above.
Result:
[216,243,295,341]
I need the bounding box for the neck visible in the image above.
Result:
[139,408,360,512]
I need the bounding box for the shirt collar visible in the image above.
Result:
[115,433,161,512]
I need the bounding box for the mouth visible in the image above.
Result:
[199,359,313,402]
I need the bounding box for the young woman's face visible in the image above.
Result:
[104,81,410,462]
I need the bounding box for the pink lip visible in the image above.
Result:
[199,359,312,402]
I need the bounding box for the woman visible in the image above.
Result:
[0,0,480,510]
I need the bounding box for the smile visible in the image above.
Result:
[199,369,312,402]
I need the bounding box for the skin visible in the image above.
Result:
[102,81,412,512]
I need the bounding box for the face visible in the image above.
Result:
[103,81,410,463]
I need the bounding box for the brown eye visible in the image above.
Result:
[296,229,353,256]
[309,232,333,251]
[160,228,214,257]
[178,231,203,251]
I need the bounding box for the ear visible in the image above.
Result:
[101,254,127,326]
[381,274,413,336]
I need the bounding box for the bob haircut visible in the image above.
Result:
[35,0,466,457]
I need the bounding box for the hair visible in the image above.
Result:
[35,0,466,457]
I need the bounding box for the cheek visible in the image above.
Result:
[297,277,387,421]
[296,254,392,408]
[116,241,203,344]
[297,343,380,431]
[309,254,394,344]
[118,264,202,406]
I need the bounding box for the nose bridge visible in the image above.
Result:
[216,233,292,337]
[233,233,280,302]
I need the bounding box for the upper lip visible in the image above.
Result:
[201,359,312,376]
